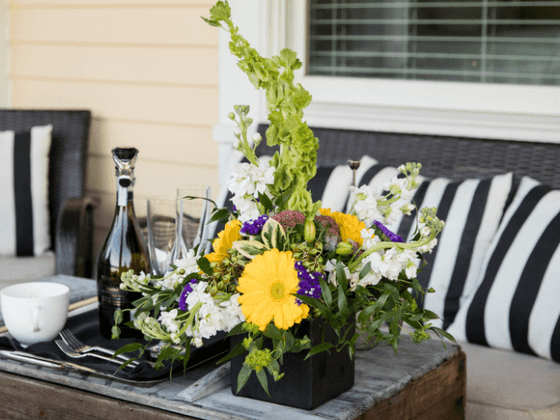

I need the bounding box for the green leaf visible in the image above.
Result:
[408,313,424,322]
[258,192,273,212]
[113,342,145,358]
[201,17,221,27]
[305,343,333,360]
[115,358,139,372]
[423,310,441,320]
[292,87,312,110]
[319,278,332,307]
[335,261,348,292]
[263,324,283,341]
[403,318,422,330]
[111,326,121,340]
[232,240,268,259]
[227,322,246,337]
[208,0,231,22]
[197,256,213,276]
[357,305,376,325]
[208,208,230,224]
[275,187,295,209]
[132,296,154,311]
[289,336,312,353]
[217,342,247,364]
[359,262,372,280]
[430,326,457,344]
[260,218,287,250]
[114,310,124,325]
[237,364,252,394]
[338,283,348,314]
[373,292,391,311]
[256,368,270,396]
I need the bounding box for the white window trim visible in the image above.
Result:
[214,0,560,183]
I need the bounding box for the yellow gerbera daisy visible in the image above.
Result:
[237,249,309,331]
[205,219,242,264]
[319,208,366,246]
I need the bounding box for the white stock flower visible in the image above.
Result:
[220,294,245,331]
[405,262,417,279]
[158,309,179,333]
[231,195,260,223]
[400,203,413,216]
[170,333,181,345]
[227,160,275,223]
[420,226,431,237]
[174,250,200,275]
[361,228,380,249]
[419,238,438,253]
[349,185,383,225]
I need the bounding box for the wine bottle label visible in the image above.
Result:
[98,276,133,309]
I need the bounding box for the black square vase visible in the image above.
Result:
[230,318,355,410]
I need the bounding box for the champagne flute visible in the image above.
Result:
[176,185,212,257]
[146,195,182,277]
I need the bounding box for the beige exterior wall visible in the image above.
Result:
[8,0,221,265]
[0,2,9,106]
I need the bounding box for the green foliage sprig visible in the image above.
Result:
[203,1,321,218]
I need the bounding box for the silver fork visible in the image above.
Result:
[55,339,135,369]
[59,329,139,367]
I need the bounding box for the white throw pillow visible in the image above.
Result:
[0,125,53,256]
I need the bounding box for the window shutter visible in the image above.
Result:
[308,0,560,86]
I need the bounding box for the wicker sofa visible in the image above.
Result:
[215,124,560,419]
[0,110,94,285]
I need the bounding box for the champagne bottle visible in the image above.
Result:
[95,148,150,339]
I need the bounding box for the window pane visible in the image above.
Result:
[308,0,560,86]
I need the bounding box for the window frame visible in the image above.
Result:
[282,0,560,143]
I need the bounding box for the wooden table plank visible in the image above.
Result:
[0,370,198,420]
[360,351,466,420]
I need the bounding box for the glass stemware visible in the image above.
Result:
[146,195,181,277]
[176,185,212,257]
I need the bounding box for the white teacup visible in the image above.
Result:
[0,282,70,346]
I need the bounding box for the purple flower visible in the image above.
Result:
[240,214,269,235]
[373,220,403,243]
[179,279,198,311]
[294,261,323,305]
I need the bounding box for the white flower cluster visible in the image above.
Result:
[325,226,427,291]
[348,164,421,227]
[152,251,200,292]
[418,225,439,253]
[347,184,384,226]
[181,282,245,347]
[227,159,275,223]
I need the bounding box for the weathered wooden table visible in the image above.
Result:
[0,276,466,420]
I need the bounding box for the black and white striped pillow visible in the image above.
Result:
[0,125,52,256]
[394,173,513,330]
[448,176,560,361]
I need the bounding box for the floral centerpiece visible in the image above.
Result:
[114,0,454,406]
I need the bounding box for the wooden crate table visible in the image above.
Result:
[0,276,465,420]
